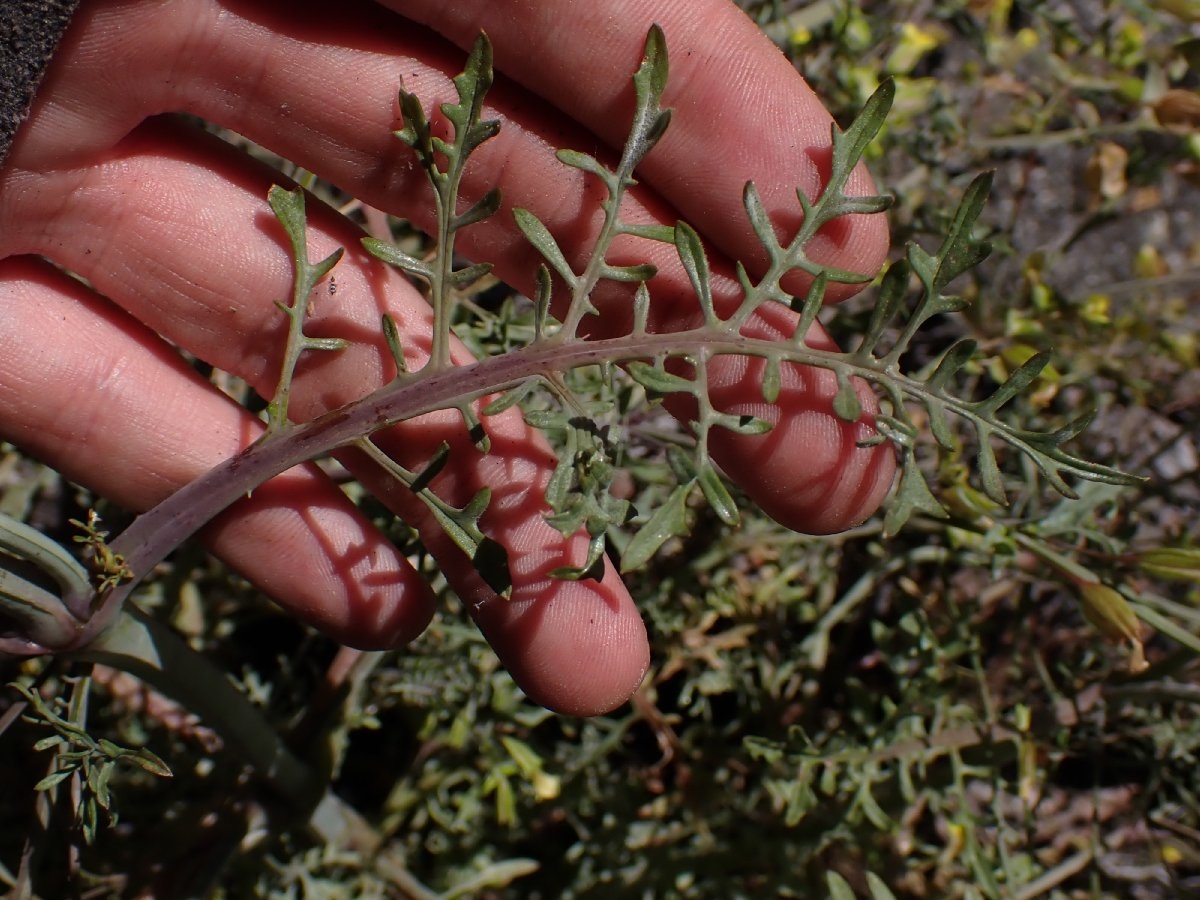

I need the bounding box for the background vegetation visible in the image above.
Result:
[2,0,1199,897]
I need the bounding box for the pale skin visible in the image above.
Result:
[0,0,895,715]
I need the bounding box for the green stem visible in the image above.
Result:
[1008,528,1099,585]
[430,173,456,369]
[265,186,346,431]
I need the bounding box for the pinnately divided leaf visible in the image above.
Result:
[0,32,1165,879]
[354,30,1137,579]
[65,27,1141,649]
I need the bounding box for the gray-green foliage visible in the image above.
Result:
[352,26,1132,584]
[2,26,1126,640]
[1,15,1180,899]
[11,678,170,846]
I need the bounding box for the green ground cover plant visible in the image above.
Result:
[2,1,1199,897]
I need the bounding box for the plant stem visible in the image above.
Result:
[64,321,1128,648]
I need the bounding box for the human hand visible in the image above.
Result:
[0,0,894,715]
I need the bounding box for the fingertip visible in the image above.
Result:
[703,337,897,536]
[204,473,440,650]
[472,565,650,717]
[714,404,897,535]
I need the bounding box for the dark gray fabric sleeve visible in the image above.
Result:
[1,0,83,169]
